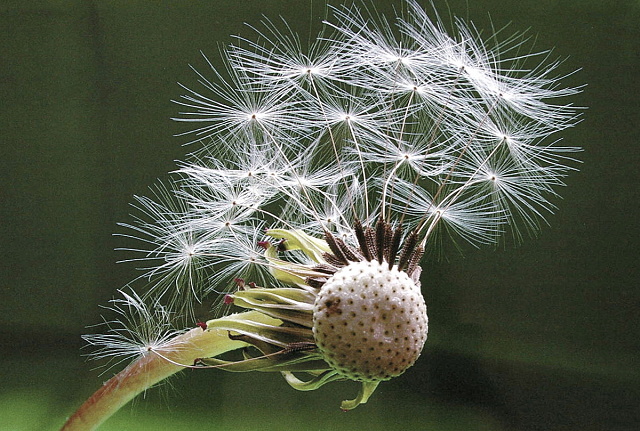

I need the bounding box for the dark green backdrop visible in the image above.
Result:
[1,1,638,430]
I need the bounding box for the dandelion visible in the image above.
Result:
[63,1,581,429]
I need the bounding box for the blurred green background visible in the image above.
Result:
[1,0,638,430]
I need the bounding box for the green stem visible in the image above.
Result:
[61,314,252,431]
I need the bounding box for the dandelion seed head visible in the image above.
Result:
[85,0,582,409]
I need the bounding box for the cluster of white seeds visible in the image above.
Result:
[312,260,428,382]
[78,0,581,417]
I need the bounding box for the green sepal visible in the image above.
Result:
[198,353,329,373]
[266,228,331,263]
[233,287,315,309]
[206,314,313,347]
[262,244,320,286]
[282,370,343,391]
[232,287,314,327]
[205,310,281,329]
[340,381,380,411]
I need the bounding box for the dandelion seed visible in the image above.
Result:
[83,290,186,371]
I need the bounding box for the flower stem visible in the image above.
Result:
[61,315,251,431]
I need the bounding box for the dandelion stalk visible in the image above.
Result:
[62,314,254,431]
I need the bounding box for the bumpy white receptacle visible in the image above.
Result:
[312,260,428,382]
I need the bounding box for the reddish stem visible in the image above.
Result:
[61,324,247,430]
